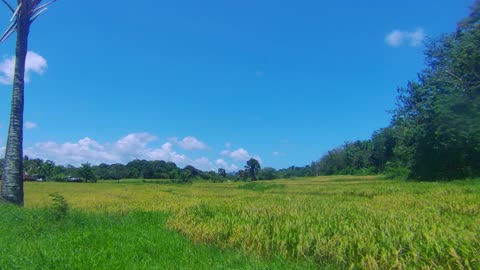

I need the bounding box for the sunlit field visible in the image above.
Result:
[3,176,479,269]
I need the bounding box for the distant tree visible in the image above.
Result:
[217,168,227,178]
[50,165,67,182]
[245,158,261,181]
[371,127,398,172]
[393,3,480,180]
[1,0,59,205]
[316,147,347,175]
[457,0,480,33]
[109,163,128,180]
[237,169,247,181]
[183,165,201,178]
[23,157,43,175]
[126,159,145,178]
[78,163,96,183]
[259,167,277,180]
[176,170,192,183]
[41,160,55,179]
[207,171,223,183]
[165,162,180,179]
[93,163,110,180]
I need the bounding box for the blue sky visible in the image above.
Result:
[0,0,474,171]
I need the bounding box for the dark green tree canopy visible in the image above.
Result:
[245,158,261,181]
[393,2,480,180]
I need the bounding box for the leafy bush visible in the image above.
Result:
[49,193,69,220]
[384,162,410,180]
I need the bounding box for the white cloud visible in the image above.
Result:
[385,28,425,48]
[24,121,38,130]
[408,28,425,47]
[229,164,239,171]
[385,30,404,47]
[273,151,287,157]
[27,137,118,165]
[22,133,215,170]
[230,148,251,161]
[220,147,262,163]
[146,142,188,164]
[191,157,214,171]
[216,158,228,168]
[171,136,208,150]
[0,51,47,85]
[0,146,5,157]
[114,132,157,156]
[20,133,261,172]
[221,148,249,161]
[24,133,159,166]
[216,158,239,172]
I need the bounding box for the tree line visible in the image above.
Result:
[311,2,480,181]
[0,156,324,182]
[0,157,269,183]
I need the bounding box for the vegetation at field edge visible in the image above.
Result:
[9,176,480,269]
[0,203,312,270]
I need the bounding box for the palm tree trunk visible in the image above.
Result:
[1,10,30,206]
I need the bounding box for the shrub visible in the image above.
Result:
[49,193,69,220]
[384,162,410,180]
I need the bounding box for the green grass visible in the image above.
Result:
[0,204,310,270]
[238,182,286,192]
[2,176,479,269]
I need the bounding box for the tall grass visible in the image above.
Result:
[0,204,306,269]
[8,176,480,269]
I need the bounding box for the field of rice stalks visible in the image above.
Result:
[22,176,480,269]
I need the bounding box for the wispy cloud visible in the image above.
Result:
[216,159,239,172]
[170,136,208,150]
[24,121,38,130]
[0,51,47,85]
[220,147,262,163]
[191,157,213,171]
[385,28,425,48]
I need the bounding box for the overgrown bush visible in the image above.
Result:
[384,162,410,180]
[49,193,69,220]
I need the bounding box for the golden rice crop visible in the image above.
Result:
[24,176,480,269]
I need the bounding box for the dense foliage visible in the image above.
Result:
[312,2,480,180]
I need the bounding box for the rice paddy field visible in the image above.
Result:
[1,176,479,269]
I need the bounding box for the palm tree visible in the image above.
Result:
[1,0,57,205]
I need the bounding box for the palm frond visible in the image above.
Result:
[10,2,21,21]
[29,7,47,23]
[1,0,14,13]
[31,0,44,9]
[32,0,57,14]
[0,0,59,42]
[0,21,16,42]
